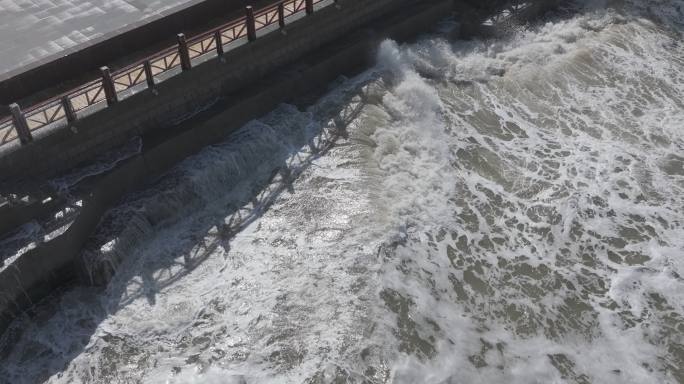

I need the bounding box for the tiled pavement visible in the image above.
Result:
[0,0,198,77]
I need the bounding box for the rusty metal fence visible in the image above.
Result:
[1,0,330,147]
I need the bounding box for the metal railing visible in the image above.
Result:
[1,0,329,147]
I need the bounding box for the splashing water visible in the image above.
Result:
[1,1,683,383]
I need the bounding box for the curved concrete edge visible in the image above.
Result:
[0,0,458,338]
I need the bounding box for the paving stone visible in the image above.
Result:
[0,0,198,76]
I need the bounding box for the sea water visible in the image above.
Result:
[1,0,682,382]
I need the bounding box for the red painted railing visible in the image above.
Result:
[1,0,329,146]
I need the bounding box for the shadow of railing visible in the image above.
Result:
[0,74,374,383]
[109,80,368,309]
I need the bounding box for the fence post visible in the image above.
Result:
[61,96,76,123]
[177,33,192,71]
[100,66,118,106]
[278,2,285,28]
[143,60,156,91]
[305,0,313,15]
[246,6,257,42]
[9,103,32,145]
[214,30,224,56]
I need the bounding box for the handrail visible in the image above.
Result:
[2,0,328,146]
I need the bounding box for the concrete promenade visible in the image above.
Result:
[0,0,200,78]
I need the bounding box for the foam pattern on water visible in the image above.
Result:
[1,1,683,383]
[373,3,684,383]
[0,72,395,383]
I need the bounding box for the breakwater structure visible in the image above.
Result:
[0,0,560,336]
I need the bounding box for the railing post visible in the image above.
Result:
[214,30,224,56]
[278,2,286,28]
[246,6,257,42]
[143,60,156,91]
[61,96,77,123]
[100,66,118,106]
[305,0,314,15]
[9,103,32,145]
[177,33,192,71]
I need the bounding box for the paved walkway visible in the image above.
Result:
[0,0,201,77]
